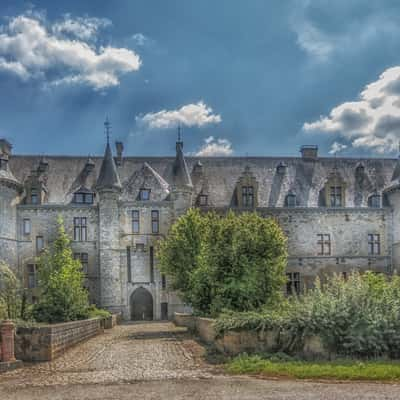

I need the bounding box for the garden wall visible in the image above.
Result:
[15,318,103,362]
[174,312,327,358]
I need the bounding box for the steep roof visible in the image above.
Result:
[95,142,122,191]
[172,141,192,188]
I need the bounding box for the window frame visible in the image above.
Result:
[27,264,37,289]
[151,210,159,234]
[317,233,331,256]
[199,194,208,206]
[329,186,342,207]
[74,252,89,275]
[368,194,381,208]
[73,192,94,204]
[368,233,381,255]
[286,193,297,207]
[139,188,151,201]
[242,186,254,208]
[36,235,44,254]
[31,189,38,205]
[23,218,31,235]
[73,217,87,242]
[286,272,300,295]
[132,210,140,234]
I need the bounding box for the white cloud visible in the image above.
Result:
[136,102,222,130]
[0,13,141,89]
[329,142,347,154]
[195,136,233,157]
[303,66,400,153]
[52,15,112,40]
[131,33,149,46]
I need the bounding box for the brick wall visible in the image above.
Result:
[15,318,102,361]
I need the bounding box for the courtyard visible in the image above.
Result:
[0,322,400,400]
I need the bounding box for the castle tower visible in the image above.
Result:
[0,139,22,270]
[171,129,193,218]
[96,122,123,312]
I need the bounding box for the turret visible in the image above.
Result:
[0,139,22,269]
[96,121,123,312]
[171,130,193,217]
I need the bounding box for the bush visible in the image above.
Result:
[158,209,287,316]
[88,305,111,319]
[216,272,400,359]
[32,216,90,323]
[0,262,22,320]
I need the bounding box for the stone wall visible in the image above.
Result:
[174,313,327,358]
[15,318,102,361]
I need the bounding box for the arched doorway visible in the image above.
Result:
[130,288,153,321]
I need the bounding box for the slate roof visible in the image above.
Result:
[8,152,400,207]
[95,143,122,192]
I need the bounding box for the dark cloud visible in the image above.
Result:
[337,108,372,131]
[375,115,400,137]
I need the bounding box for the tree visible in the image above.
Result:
[32,216,90,323]
[0,262,21,320]
[157,209,287,316]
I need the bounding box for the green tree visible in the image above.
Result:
[0,262,21,320]
[32,216,89,323]
[157,209,287,316]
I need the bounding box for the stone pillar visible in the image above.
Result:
[0,320,16,362]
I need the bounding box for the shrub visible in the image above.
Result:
[0,262,22,320]
[88,305,111,319]
[157,209,287,316]
[32,216,90,323]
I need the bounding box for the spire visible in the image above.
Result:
[96,120,122,192]
[172,127,192,189]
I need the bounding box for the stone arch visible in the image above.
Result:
[130,287,154,321]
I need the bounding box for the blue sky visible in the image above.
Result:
[2,1,400,157]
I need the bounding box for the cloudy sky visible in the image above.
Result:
[2,1,400,157]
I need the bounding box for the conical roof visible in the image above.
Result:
[172,141,193,188]
[96,142,121,191]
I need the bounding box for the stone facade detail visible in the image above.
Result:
[2,135,400,320]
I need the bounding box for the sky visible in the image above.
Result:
[2,1,400,158]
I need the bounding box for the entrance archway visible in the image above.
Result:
[130,288,153,321]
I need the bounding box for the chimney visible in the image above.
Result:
[300,145,318,161]
[115,141,124,166]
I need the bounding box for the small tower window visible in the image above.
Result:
[139,189,151,201]
[368,193,381,208]
[285,193,297,207]
[242,186,254,208]
[31,189,39,205]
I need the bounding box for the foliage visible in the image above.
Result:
[0,262,21,320]
[157,209,287,316]
[226,354,400,381]
[88,305,111,319]
[216,272,400,358]
[32,216,90,323]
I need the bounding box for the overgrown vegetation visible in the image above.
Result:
[0,262,22,320]
[227,354,400,381]
[216,272,400,359]
[32,216,90,323]
[158,209,287,316]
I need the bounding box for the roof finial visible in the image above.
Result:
[177,123,182,143]
[104,117,111,145]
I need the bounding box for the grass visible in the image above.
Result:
[226,355,400,381]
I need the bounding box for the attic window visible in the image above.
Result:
[242,186,254,207]
[285,193,297,207]
[73,192,94,204]
[139,188,150,201]
[199,194,208,206]
[276,162,287,175]
[31,189,39,205]
[368,193,381,208]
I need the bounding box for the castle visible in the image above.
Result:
[1,132,400,320]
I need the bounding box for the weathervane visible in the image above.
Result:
[104,117,111,145]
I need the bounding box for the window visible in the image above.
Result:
[139,189,150,201]
[199,194,208,206]
[31,189,38,204]
[132,210,140,233]
[317,234,331,256]
[368,234,381,255]
[23,218,31,235]
[151,210,159,233]
[150,246,154,283]
[161,274,167,290]
[0,158,7,170]
[27,264,37,289]
[285,193,296,207]
[242,186,254,207]
[73,192,93,204]
[74,217,87,241]
[286,272,300,295]
[330,186,342,207]
[36,236,44,253]
[368,194,381,208]
[127,246,132,282]
[74,253,89,274]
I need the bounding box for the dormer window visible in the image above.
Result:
[139,188,151,201]
[276,162,287,175]
[368,193,381,208]
[73,192,94,204]
[330,186,343,207]
[31,189,38,204]
[285,193,297,207]
[199,194,208,206]
[242,186,254,207]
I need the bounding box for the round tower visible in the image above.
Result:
[0,139,22,269]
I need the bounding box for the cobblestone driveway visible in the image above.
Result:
[1,322,400,400]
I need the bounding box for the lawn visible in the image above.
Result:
[226,355,400,381]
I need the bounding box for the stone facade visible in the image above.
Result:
[2,136,400,320]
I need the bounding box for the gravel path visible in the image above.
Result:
[1,322,399,399]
